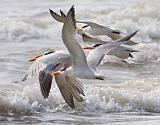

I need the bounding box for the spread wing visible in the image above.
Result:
[22,51,71,81]
[39,63,63,99]
[87,30,138,71]
[62,6,89,70]
[54,71,84,109]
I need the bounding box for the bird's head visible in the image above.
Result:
[28,50,55,62]
[76,26,85,35]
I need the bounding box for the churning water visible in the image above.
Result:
[1,0,160,124]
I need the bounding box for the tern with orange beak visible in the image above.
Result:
[77,20,138,45]
[82,34,140,61]
[36,6,138,109]
[49,8,137,46]
[49,8,139,61]
[23,6,138,109]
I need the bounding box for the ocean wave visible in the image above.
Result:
[0,18,61,43]
[129,43,160,63]
[1,77,160,114]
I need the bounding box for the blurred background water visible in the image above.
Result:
[1,0,160,124]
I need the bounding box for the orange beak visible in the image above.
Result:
[83,46,94,52]
[76,27,85,34]
[83,46,94,50]
[76,27,83,31]
[28,54,43,62]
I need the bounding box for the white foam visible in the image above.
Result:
[1,77,160,113]
[1,0,160,114]
[128,43,160,63]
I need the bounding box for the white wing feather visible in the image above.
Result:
[23,51,71,81]
[54,72,84,109]
[62,6,89,70]
[87,30,139,71]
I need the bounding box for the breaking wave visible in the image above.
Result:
[1,77,160,114]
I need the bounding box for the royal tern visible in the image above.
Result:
[23,7,137,108]
[82,34,139,60]
[37,6,138,108]
[22,50,71,81]
[49,8,139,61]
[77,20,138,45]
[24,40,138,81]
[23,6,138,108]
[49,8,138,47]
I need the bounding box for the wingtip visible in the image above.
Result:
[49,8,57,16]
[60,9,66,17]
[65,5,76,30]
[112,30,121,34]
[49,8,55,16]
[68,5,75,15]
[71,5,75,9]
[49,8,53,13]
[60,9,63,15]
[130,29,139,37]
[135,29,140,34]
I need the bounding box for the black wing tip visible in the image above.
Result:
[49,8,53,13]
[60,9,66,17]
[60,9,63,15]
[112,30,121,34]
[131,29,140,36]
[68,5,75,16]
[71,5,75,9]
[49,8,58,16]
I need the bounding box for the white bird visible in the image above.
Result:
[37,6,138,108]
[77,20,138,45]
[22,50,72,81]
[49,9,137,45]
[23,8,139,108]
[23,32,139,81]
[82,34,139,61]
[49,8,139,61]
[49,8,138,46]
